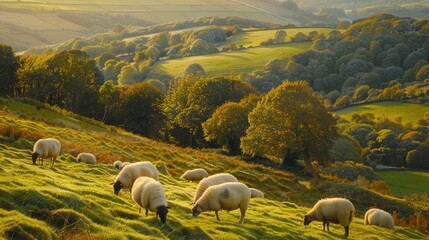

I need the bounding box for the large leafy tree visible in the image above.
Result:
[0,44,18,96]
[241,81,338,175]
[202,94,260,155]
[99,80,119,122]
[164,76,257,146]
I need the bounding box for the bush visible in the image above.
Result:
[317,160,381,181]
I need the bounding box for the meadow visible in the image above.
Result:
[218,27,338,49]
[334,101,429,124]
[0,99,428,239]
[379,171,429,197]
[152,43,310,77]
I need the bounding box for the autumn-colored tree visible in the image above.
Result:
[99,80,119,122]
[241,81,338,175]
[0,44,18,96]
[202,94,260,155]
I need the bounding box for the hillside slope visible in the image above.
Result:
[0,99,427,239]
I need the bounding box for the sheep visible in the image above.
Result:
[131,176,169,224]
[121,162,130,169]
[77,153,96,164]
[180,168,208,181]
[192,173,238,204]
[304,197,355,237]
[249,188,264,198]
[113,161,123,170]
[112,161,158,195]
[364,208,395,230]
[31,138,61,168]
[192,182,251,224]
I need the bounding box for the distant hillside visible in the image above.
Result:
[0,0,337,51]
[334,101,429,124]
[1,98,426,239]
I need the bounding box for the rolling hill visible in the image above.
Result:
[0,99,428,239]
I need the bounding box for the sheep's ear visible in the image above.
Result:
[221,188,229,199]
[109,182,115,185]
[167,206,171,209]
[189,202,194,206]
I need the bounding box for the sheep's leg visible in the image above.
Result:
[138,207,141,214]
[215,210,220,221]
[239,208,246,224]
[51,157,55,168]
[344,225,349,237]
[145,209,149,217]
[327,222,330,231]
[323,222,326,231]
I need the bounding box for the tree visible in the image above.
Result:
[99,80,119,122]
[0,44,18,96]
[274,30,287,43]
[166,76,257,146]
[184,63,206,78]
[264,58,284,74]
[202,94,260,155]
[117,64,139,85]
[312,38,328,51]
[241,81,338,175]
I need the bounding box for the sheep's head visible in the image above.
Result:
[304,215,313,225]
[113,181,122,195]
[192,205,202,217]
[156,206,169,224]
[31,152,39,164]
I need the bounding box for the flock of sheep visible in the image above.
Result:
[31,138,396,237]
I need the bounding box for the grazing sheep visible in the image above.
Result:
[180,168,208,181]
[249,188,264,198]
[113,161,123,170]
[304,197,355,237]
[192,173,238,204]
[364,208,395,230]
[32,138,61,168]
[131,176,169,223]
[192,182,251,224]
[121,162,131,169]
[112,161,158,195]
[77,153,96,164]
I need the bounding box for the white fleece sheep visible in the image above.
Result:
[364,208,395,230]
[192,173,238,204]
[112,161,159,195]
[32,138,61,168]
[249,188,264,198]
[180,168,208,181]
[113,161,123,170]
[77,153,96,164]
[131,176,169,223]
[304,197,355,237]
[192,182,251,224]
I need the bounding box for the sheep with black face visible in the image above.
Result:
[112,161,158,195]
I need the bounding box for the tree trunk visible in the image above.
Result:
[302,149,317,177]
[101,105,108,122]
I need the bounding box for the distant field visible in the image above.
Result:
[379,171,429,197]
[334,101,429,124]
[152,42,310,77]
[219,28,339,48]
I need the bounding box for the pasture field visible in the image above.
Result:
[334,101,429,124]
[0,99,428,239]
[219,27,339,49]
[152,42,310,77]
[379,171,429,197]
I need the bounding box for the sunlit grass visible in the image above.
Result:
[0,99,428,239]
[152,43,310,77]
[334,101,429,124]
[379,171,429,197]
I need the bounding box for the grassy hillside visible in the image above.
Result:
[334,101,429,124]
[219,28,338,49]
[0,98,427,239]
[379,171,429,197]
[152,43,310,77]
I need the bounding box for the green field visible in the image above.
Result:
[152,42,310,77]
[0,98,427,239]
[219,28,339,49]
[379,171,429,197]
[334,101,429,124]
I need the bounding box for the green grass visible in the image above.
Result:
[334,101,429,124]
[152,43,310,77]
[0,99,428,239]
[379,171,429,197]
[219,28,339,49]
